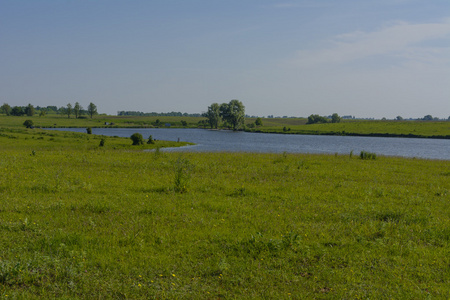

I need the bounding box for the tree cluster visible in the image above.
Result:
[1,102,98,119]
[307,113,341,124]
[1,103,35,116]
[60,102,98,119]
[118,111,202,117]
[204,100,245,130]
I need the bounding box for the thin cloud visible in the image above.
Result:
[291,20,450,67]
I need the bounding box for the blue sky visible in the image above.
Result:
[1,0,449,118]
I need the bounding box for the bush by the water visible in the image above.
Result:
[130,133,144,145]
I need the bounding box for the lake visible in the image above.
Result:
[46,128,450,160]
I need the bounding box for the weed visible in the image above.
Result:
[173,157,192,193]
[360,150,377,160]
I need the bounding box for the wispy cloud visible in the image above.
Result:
[291,19,450,67]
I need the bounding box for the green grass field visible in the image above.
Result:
[1,126,449,298]
[247,119,450,139]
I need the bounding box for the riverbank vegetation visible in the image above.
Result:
[1,126,449,298]
[1,113,449,139]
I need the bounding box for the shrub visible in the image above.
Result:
[147,135,155,144]
[86,127,92,134]
[360,151,377,160]
[181,120,187,127]
[99,138,105,147]
[130,133,144,145]
[23,120,34,128]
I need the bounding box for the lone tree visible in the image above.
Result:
[66,103,73,118]
[130,133,144,145]
[204,103,221,129]
[87,102,98,119]
[74,102,83,119]
[331,113,341,123]
[255,117,263,126]
[25,104,35,116]
[0,103,11,115]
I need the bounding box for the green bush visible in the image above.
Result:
[23,120,34,128]
[99,138,105,147]
[86,127,92,134]
[130,133,144,145]
[147,135,155,144]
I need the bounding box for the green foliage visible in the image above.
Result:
[73,102,82,119]
[1,103,12,115]
[217,100,245,130]
[99,138,106,147]
[130,133,144,145]
[23,120,34,128]
[25,104,35,116]
[331,113,341,123]
[307,114,329,124]
[86,127,92,134]
[66,103,72,118]
[11,106,24,116]
[255,117,263,126]
[153,119,162,127]
[87,102,97,119]
[204,103,221,129]
[181,120,187,127]
[360,150,377,160]
[147,135,155,144]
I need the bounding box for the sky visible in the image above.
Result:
[1,0,449,119]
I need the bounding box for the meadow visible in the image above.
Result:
[247,119,450,139]
[1,126,449,298]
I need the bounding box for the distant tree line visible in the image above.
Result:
[204,100,245,130]
[0,102,98,118]
[117,111,202,117]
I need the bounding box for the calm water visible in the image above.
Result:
[47,128,450,160]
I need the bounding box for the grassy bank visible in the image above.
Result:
[246,119,450,139]
[1,128,449,298]
[0,115,204,129]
